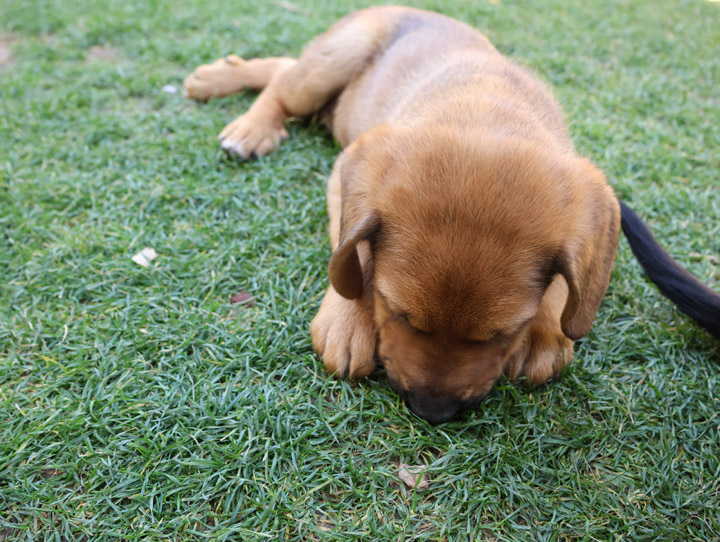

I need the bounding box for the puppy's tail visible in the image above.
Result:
[619,200,720,340]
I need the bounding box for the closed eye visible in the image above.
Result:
[462,333,498,346]
[462,326,509,345]
[463,316,535,346]
[396,313,431,336]
[376,290,432,335]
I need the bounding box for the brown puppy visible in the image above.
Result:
[184,7,617,422]
[184,7,717,422]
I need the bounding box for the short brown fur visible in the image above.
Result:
[185,7,620,422]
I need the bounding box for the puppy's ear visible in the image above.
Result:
[329,213,380,299]
[556,160,621,339]
[328,128,394,299]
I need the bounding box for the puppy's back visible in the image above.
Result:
[332,8,570,151]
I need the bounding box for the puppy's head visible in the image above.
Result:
[330,126,619,423]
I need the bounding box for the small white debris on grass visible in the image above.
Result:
[131,247,157,268]
[162,84,178,94]
[398,464,429,490]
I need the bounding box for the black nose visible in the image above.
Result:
[406,390,461,424]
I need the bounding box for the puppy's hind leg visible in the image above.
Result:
[184,55,297,101]
[219,8,400,158]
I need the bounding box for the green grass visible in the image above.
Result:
[1,0,719,540]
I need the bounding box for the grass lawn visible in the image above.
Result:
[1,0,719,539]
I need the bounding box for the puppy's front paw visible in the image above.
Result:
[522,333,574,385]
[505,274,574,386]
[219,113,288,159]
[506,329,574,386]
[310,288,377,379]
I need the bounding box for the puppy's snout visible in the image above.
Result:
[406,390,461,424]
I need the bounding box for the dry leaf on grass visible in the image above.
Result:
[398,463,429,490]
[131,247,157,268]
[230,290,255,307]
[0,36,13,66]
[315,516,334,532]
